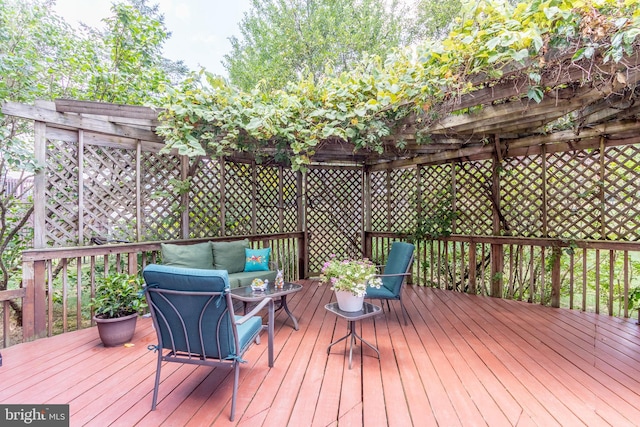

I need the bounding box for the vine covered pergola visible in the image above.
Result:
[3,0,640,345]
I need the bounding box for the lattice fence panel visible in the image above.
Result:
[501,155,544,237]
[547,150,601,239]
[45,140,79,247]
[306,167,363,273]
[282,168,299,232]
[82,145,137,243]
[603,145,640,240]
[140,151,182,241]
[255,166,281,234]
[455,161,493,235]
[419,163,454,233]
[388,168,417,233]
[224,162,253,236]
[369,170,389,232]
[189,158,222,238]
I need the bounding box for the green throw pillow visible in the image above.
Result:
[211,239,250,274]
[161,242,214,270]
[244,247,271,272]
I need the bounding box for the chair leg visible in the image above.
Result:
[151,352,163,410]
[230,361,239,421]
[400,298,408,325]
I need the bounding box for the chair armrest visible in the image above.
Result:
[234,297,274,325]
[374,272,411,278]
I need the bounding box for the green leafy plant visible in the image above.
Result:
[412,192,458,241]
[90,273,147,319]
[320,256,382,297]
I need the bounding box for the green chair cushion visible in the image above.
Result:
[161,242,214,270]
[212,239,250,274]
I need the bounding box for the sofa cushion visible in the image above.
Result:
[212,239,250,274]
[161,242,213,270]
[244,247,271,272]
[231,270,277,288]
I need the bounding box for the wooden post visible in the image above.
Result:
[599,136,606,239]
[298,171,307,279]
[219,158,226,236]
[363,166,371,259]
[251,162,257,234]
[135,140,142,241]
[30,117,48,339]
[78,130,84,245]
[541,145,548,237]
[180,155,190,239]
[278,166,284,232]
[490,150,504,298]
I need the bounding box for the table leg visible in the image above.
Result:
[280,296,299,330]
[327,320,380,370]
[353,328,380,360]
[348,321,355,369]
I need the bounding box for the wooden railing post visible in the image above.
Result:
[551,247,562,308]
[468,243,477,294]
[363,232,372,260]
[21,260,47,341]
[298,234,307,280]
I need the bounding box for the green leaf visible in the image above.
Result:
[527,86,544,103]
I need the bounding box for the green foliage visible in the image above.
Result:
[0,0,186,327]
[157,0,640,171]
[224,0,410,91]
[412,191,458,241]
[90,273,147,319]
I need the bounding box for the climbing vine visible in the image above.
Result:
[155,0,640,171]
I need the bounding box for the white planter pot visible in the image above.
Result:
[335,290,365,312]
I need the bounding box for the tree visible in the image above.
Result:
[0,0,187,331]
[413,0,524,41]
[224,0,411,90]
[84,0,188,104]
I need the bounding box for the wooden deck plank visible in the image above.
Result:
[406,288,515,427]
[287,287,340,426]
[447,290,632,426]
[2,282,640,426]
[450,291,602,425]
[372,303,416,427]
[476,294,640,426]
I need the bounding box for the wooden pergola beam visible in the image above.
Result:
[1,101,163,144]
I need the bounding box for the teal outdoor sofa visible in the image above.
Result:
[160,239,277,289]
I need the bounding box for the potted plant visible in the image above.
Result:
[90,272,147,347]
[320,255,382,312]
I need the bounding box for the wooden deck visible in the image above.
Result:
[2,280,640,426]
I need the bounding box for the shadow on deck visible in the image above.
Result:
[2,280,640,426]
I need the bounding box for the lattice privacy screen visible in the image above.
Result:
[305,167,363,273]
[43,135,640,256]
[43,139,300,246]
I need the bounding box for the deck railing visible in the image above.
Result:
[366,232,640,320]
[2,232,304,347]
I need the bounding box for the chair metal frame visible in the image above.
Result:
[366,243,415,325]
[145,273,274,421]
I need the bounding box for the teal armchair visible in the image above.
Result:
[142,264,274,421]
[365,242,415,325]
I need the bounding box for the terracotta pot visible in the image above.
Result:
[335,290,365,312]
[94,313,138,347]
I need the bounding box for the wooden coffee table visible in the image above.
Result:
[325,301,382,369]
[231,282,303,330]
